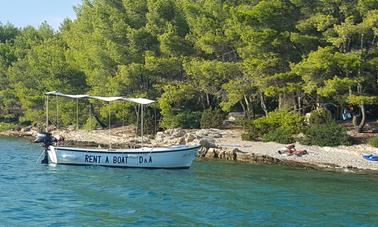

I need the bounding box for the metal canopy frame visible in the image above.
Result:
[45,91,155,149]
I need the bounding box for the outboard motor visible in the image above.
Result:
[34,132,55,146]
[34,132,55,164]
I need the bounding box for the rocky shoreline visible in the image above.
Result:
[2,126,378,174]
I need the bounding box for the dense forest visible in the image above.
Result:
[0,0,377,136]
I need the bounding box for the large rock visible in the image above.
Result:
[153,128,226,147]
[195,129,222,138]
[155,131,165,143]
[169,128,186,138]
[199,137,216,149]
[128,137,150,144]
[20,126,31,133]
[178,137,186,145]
[184,133,197,143]
[205,148,216,158]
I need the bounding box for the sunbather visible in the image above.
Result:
[278,144,308,156]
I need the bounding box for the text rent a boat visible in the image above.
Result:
[34,91,200,169]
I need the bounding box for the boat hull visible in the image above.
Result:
[362,154,378,161]
[47,145,201,169]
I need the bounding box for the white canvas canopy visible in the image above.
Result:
[46,91,89,99]
[90,96,125,102]
[45,91,155,148]
[45,91,155,104]
[125,98,155,105]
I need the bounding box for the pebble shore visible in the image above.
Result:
[2,127,378,173]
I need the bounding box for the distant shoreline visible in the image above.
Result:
[1,127,378,174]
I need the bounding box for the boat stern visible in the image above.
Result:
[47,146,58,164]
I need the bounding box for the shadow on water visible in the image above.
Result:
[0,137,377,226]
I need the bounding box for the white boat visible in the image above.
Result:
[35,92,201,169]
[44,145,201,169]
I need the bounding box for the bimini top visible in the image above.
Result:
[45,91,155,105]
[45,91,89,99]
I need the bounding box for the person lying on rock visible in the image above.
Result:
[278,144,308,156]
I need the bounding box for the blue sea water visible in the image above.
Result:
[0,136,377,226]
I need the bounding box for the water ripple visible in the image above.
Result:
[0,136,378,226]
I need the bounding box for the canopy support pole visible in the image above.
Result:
[76,99,79,130]
[56,95,59,129]
[46,96,49,132]
[135,105,139,149]
[141,104,144,149]
[122,101,125,128]
[154,104,157,136]
[89,102,92,131]
[108,102,111,149]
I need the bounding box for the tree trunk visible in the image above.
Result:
[297,95,302,114]
[239,100,246,118]
[259,92,268,116]
[249,96,256,118]
[353,81,366,133]
[356,103,366,133]
[134,105,139,135]
[244,95,251,119]
[251,103,255,118]
[206,93,210,108]
[199,94,206,110]
[278,93,296,110]
[90,103,107,129]
[352,114,358,128]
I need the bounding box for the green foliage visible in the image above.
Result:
[183,59,241,101]
[244,110,304,141]
[368,136,378,148]
[0,122,16,131]
[347,95,378,105]
[8,36,87,123]
[301,122,351,146]
[317,76,357,97]
[306,108,333,125]
[0,22,20,43]
[241,123,259,141]
[176,111,201,129]
[253,110,303,136]
[200,108,225,129]
[262,127,295,144]
[161,110,201,129]
[0,0,377,135]
[159,83,202,129]
[83,116,98,130]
